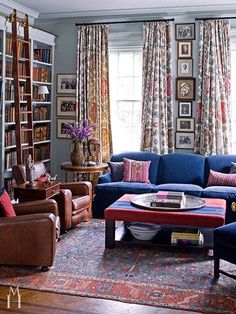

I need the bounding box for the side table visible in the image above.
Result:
[14,181,61,202]
[60,162,108,192]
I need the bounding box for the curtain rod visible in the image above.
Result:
[75,18,174,26]
[195,16,236,21]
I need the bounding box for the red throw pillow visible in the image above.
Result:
[123,158,151,183]
[0,188,16,217]
[207,169,236,187]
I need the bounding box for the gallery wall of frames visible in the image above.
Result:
[175,23,195,150]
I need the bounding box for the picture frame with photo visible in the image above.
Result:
[176,78,195,100]
[178,101,192,117]
[175,23,195,40]
[177,59,193,77]
[176,118,195,132]
[177,41,192,58]
[57,118,75,138]
[57,73,76,94]
[57,96,76,116]
[175,132,194,149]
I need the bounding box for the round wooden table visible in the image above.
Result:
[61,162,108,192]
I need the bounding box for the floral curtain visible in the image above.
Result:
[140,22,173,154]
[194,20,231,156]
[76,25,112,162]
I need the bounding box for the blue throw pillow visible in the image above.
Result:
[229,162,236,174]
[107,161,124,182]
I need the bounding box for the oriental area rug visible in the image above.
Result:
[0,220,236,313]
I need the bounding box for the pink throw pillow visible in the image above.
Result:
[207,169,236,187]
[123,158,151,183]
[0,188,16,217]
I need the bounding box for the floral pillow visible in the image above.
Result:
[207,169,236,187]
[123,158,151,183]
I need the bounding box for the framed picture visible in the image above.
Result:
[176,78,195,100]
[175,132,194,149]
[57,73,76,94]
[177,59,193,77]
[57,118,75,138]
[176,118,195,132]
[175,23,195,40]
[178,101,192,117]
[57,96,76,116]
[177,41,192,58]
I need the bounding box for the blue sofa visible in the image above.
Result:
[93,152,236,223]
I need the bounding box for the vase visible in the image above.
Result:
[70,142,85,166]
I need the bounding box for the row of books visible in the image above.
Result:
[34,48,51,64]
[33,66,51,82]
[5,129,16,146]
[4,178,16,199]
[6,37,27,58]
[5,106,28,122]
[5,151,17,170]
[33,106,50,121]
[171,228,204,246]
[5,61,26,78]
[5,82,26,101]
[150,191,186,208]
[34,126,50,142]
[34,143,50,161]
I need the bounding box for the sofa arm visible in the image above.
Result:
[13,199,59,216]
[0,213,56,267]
[53,189,72,233]
[98,173,112,184]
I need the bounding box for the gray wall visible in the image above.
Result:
[34,15,221,181]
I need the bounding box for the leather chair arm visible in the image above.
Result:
[13,199,59,216]
[53,189,72,233]
[60,181,92,196]
[0,213,56,267]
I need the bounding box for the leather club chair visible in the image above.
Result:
[13,162,92,233]
[0,199,58,269]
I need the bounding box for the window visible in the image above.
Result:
[109,49,142,153]
[231,46,236,152]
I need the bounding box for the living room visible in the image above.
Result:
[0,0,236,313]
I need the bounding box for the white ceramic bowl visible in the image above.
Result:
[127,223,161,240]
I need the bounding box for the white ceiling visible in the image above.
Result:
[3,0,236,20]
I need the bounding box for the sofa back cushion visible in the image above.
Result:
[205,155,236,186]
[111,152,160,184]
[158,153,205,186]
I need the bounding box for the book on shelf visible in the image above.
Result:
[171,228,202,240]
[150,198,185,208]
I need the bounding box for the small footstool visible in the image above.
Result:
[214,222,236,280]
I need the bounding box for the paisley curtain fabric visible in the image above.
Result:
[76,25,112,162]
[140,22,173,154]
[194,20,231,156]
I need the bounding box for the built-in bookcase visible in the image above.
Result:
[0,17,55,196]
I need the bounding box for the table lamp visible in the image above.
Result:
[38,85,49,101]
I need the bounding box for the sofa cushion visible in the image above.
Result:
[207,169,236,187]
[95,182,156,194]
[229,162,236,174]
[158,153,205,186]
[123,158,151,183]
[154,183,203,197]
[111,152,160,184]
[0,188,16,217]
[107,161,124,182]
[202,186,236,200]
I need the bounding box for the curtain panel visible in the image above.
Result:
[76,25,112,162]
[194,20,231,156]
[140,22,174,154]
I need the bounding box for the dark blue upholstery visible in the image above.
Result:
[154,183,203,197]
[93,152,236,220]
[158,153,205,186]
[214,222,236,279]
[111,152,160,184]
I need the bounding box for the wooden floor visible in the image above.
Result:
[0,286,203,314]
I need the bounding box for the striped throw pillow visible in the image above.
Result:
[207,169,236,187]
[123,158,151,183]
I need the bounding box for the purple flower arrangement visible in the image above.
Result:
[63,119,96,143]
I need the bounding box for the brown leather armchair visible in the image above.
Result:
[0,199,58,269]
[13,162,92,233]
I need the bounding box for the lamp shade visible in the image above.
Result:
[38,85,49,95]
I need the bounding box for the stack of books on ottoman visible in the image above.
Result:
[171,228,204,246]
[150,191,186,208]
